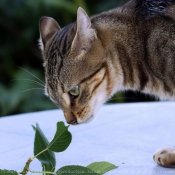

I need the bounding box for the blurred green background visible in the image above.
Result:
[0,0,156,117]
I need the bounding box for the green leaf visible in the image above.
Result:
[33,124,56,175]
[87,162,118,175]
[48,122,72,152]
[0,169,18,175]
[56,165,99,175]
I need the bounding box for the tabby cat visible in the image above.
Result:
[39,0,175,168]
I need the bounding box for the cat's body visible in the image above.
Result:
[90,3,175,101]
[39,0,175,168]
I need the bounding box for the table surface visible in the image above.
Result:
[0,102,175,175]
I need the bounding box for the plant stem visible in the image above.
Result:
[19,147,49,175]
[28,168,56,174]
[31,147,49,159]
[19,157,33,175]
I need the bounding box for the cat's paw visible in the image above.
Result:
[153,148,175,168]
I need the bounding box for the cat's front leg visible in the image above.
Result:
[153,148,175,168]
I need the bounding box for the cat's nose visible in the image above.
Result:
[68,118,77,125]
[64,111,78,125]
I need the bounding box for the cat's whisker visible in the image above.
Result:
[20,88,44,93]
[11,79,45,87]
[16,66,45,85]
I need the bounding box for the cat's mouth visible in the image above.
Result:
[76,114,94,124]
[84,114,94,123]
[87,114,93,120]
[64,110,94,125]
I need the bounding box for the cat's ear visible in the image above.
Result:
[39,17,61,49]
[71,7,97,57]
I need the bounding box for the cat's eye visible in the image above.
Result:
[69,85,79,97]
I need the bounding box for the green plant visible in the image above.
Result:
[0,121,118,175]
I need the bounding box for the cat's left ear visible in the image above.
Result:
[39,17,61,50]
[71,7,97,57]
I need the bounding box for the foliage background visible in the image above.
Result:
[0,0,156,117]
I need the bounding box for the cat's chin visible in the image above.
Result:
[77,114,94,124]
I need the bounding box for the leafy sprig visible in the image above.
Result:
[0,122,118,175]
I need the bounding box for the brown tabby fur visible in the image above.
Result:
[39,0,175,168]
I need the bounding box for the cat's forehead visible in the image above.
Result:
[45,52,103,92]
[44,23,103,92]
[45,23,75,58]
[60,58,91,90]
[44,24,76,88]
[45,52,88,92]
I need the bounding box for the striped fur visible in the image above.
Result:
[39,1,175,124]
[39,1,175,167]
[135,0,175,19]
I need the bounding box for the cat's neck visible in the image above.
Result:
[91,8,175,101]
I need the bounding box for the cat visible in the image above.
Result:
[39,0,175,168]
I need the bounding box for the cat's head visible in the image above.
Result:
[39,7,109,125]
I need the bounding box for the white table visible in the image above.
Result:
[0,102,175,175]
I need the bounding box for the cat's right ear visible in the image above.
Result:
[39,17,61,50]
[70,7,97,57]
